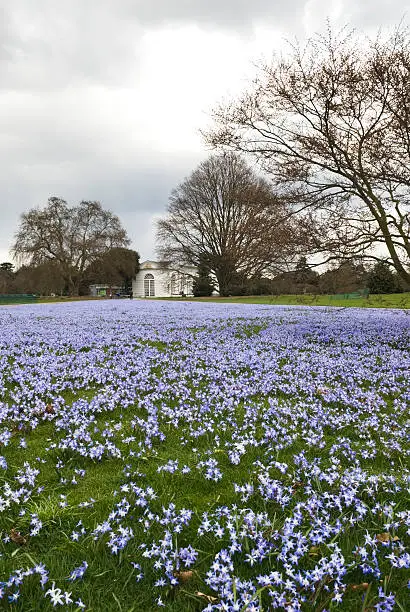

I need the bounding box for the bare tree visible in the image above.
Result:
[13,197,130,295]
[206,26,410,284]
[157,153,301,295]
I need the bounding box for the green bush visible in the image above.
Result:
[367,261,400,294]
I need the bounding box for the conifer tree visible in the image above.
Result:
[193,258,214,297]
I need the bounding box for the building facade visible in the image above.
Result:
[132,261,196,298]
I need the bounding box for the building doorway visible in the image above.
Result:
[144,273,155,297]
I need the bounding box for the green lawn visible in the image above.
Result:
[2,293,409,309]
[3,394,409,612]
[180,292,410,309]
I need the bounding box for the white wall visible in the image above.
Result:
[132,268,171,298]
[132,265,195,298]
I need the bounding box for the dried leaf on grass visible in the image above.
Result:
[376,532,398,543]
[195,591,218,603]
[173,570,194,583]
[45,403,55,414]
[349,583,369,591]
[10,529,27,545]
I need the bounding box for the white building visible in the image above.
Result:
[132,261,197,298]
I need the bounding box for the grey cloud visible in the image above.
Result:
[107,0,410,34]
[0,1,143,91]
[346,1,410,29]
[1,0,284,96]
[120,0,305,30]
[1,0,410,265]
[0,144,204,260]
[1,1,408,94]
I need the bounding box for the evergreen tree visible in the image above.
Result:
[367,261,399,294]
[294,257,319,288]
[193,259,214,297]
[0,262,16,293]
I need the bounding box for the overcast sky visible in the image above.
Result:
[0,0,408,264]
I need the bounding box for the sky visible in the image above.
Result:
[0,0,409,265]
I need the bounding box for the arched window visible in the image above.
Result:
[144,273,155,297]
[170,273,177,295]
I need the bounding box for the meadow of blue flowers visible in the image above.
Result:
[0,300,409,611]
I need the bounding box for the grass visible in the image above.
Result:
[0,302,408,611]
[1,408,247,610]
[37,296,102,303]
[0,292,410,309]
[174,292,410,309]
[3,401,408,612]
[2,293,409,309]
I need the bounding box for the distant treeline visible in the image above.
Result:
[193,258,410,298]
[0,248,140,296]
[1,257,407,298]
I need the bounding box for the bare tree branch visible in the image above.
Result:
[12,197,130,295]
[206,26,410,284]
[156,153,304,295]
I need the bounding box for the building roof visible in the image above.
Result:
[139,260,196,272]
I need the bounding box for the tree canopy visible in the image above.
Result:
[84,248,140,293]
[367,261,400,294]
[207,26,410,284]
[157,153,302,296]
[12,198,130,295]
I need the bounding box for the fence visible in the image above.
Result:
[330,289,370,300]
